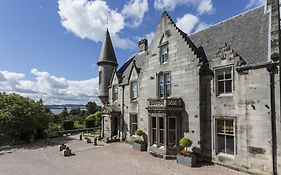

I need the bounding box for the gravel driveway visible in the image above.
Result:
[0,136,246,175]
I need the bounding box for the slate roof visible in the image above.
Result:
[116,5,269,85]
[189,5,269,66]
[98,29,118,65]
[117,52,146,85]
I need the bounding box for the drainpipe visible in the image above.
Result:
[121,85,125,140]
[267,64,278,175]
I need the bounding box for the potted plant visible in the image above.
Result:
[132,129,147,151]
[176,137,197,167]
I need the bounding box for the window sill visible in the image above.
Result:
[216,93,233,97]
[216,153,235,159]
[130,98,138,103]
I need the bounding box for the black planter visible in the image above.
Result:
[132,142,147,151]
[176,154,197,167]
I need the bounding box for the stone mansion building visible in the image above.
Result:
[97,1,281,174]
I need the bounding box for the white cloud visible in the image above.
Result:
[197,0,214,15]
[176,14,199,34]
[154,0,214,15]
[58,0,135,49]
[0,69,99,105]
[245,0,266,9]
[176,14,211,34]
[122,0,149,27]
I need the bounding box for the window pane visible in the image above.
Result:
[159,74,164,84]
[160,84,164,98]
[160,130,164,145]
[168,118,176,130]
[99,71,102,85]
[159,117,164,129]
[218,81,224,94]
[218,134,225,153]
[225,120,234,134]
[168,131,176,146]
[131,81,137,99]
[217,120,224,133]
[166,84,171,97]
[152,117,156,128]
[164,73,170,83]
[161,45,168,63]
[225,69,232,78]
[225,80,232,93]
[226,135,234,155]
[152,129,156,144]
[218,74,224,80]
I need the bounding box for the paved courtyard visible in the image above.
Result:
[0,136,246,175]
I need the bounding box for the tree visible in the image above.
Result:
[59,107,68,119]
[94,111,102,127]
[86,101,98,115]
[0,93,52,140]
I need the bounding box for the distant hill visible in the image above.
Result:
[45,104,86,109]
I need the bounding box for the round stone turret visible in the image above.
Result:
[97,29,118,105]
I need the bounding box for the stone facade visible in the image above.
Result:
[97,2,280,175]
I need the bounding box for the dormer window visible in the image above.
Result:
[215,67,233,96]
[112,85,118,102]
[160,44,168,64]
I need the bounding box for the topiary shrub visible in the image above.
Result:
[135,129,144,136]
[179,137,193,156]
[44,123,62,138]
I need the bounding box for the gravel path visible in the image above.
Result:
[0,137,247,175]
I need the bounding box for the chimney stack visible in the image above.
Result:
[138,39,148,52]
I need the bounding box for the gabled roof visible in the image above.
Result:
[115,6,269,87]
[97,29,118,66]
[189,5,269,66]
[118,52,146,85]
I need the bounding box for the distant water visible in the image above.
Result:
[50,107,86,115]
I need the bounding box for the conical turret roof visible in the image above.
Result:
[97,29,118,66]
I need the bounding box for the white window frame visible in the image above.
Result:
[214,66,234,96]
[215,117,236,157]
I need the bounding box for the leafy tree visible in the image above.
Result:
[0,93,52,140]
[94,111,102,127]
[86,101,100,115]
[85,114,96,128]
[60,107,68,119]
[69,108,81,116]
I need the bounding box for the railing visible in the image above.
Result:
[148,98,183,108]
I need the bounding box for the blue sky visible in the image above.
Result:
[0,0,265,104]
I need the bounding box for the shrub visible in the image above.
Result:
[135,129,144,136]
[74,120,84,129]
[180,137,192,148]
[63,120,74,130]
[85,114,95,128]
[44,123,62,138]
[179,137,193,156]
